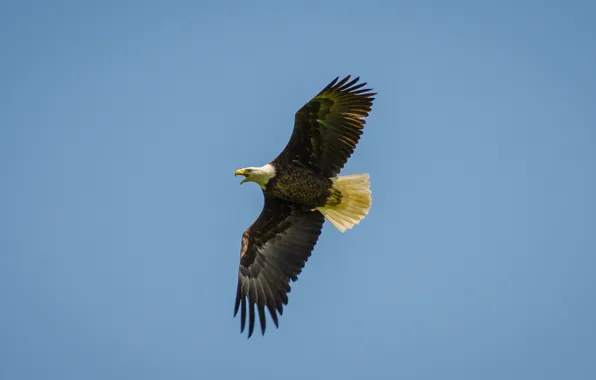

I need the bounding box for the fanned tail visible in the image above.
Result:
[317,174,372,232]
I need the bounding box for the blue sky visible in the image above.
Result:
[1,0,595,379]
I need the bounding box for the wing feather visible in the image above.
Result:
[234,195,325,337]
[273,75,375,177]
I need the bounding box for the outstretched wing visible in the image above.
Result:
[273,75,376,177]
[234,195,325,338]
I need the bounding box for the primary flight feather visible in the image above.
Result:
[234,76,376,337]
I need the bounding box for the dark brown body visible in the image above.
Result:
[265,164,333,207]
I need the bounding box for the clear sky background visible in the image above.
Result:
[1,0,595,379]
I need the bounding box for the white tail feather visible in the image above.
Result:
[317,174,372,232]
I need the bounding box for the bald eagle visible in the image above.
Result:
[234,76,375,337]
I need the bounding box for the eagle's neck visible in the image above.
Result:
[254,164,276,189]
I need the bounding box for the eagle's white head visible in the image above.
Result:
[235,164,276,189]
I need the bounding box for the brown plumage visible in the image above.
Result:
[234,76,376,337]
[274,76,375,177]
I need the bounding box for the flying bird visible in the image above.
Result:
[234,75,376,337]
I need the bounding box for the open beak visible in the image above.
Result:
[235,169,249,184]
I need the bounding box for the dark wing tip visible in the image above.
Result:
[339,76,360,91]
[267,303,279,328]
[319,75,375,101]
[233,282,241,317]
[237,297,281,338]
[240,296,247,333]
[335,75,352,88]
[258,304,267,336]
[248,301,256,338]
[320,76,341,93]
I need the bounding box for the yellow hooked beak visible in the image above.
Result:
[235,169,249,184]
